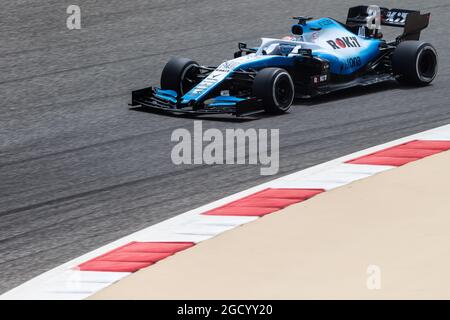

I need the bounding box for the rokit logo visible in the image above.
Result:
[326,36,361,50]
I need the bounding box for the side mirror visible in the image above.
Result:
[238,42,247,50]
[297,48,313,56]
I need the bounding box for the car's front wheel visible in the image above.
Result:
[252,68,295,114]
[160,57,200,96]
[392,41,438,86]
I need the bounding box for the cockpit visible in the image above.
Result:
[262,43,297,56]
[255,38,322,57]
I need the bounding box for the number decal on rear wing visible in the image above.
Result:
[384,10,409,25]
[366,5,381,31]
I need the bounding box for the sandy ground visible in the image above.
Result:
[91,151,450,299]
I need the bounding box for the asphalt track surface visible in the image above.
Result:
[1,0,449,294]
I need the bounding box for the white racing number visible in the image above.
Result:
[385,10,408,24]
[366,5,381,32]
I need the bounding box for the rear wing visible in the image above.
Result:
[346,6,430,41]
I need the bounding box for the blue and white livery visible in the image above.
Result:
[130,5,437,117]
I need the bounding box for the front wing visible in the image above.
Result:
[129,87,265,117]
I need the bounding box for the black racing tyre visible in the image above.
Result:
[160,57,199,96]
[252,68,294,114]
[392,41,438,86]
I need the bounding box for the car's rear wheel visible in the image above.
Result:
[252,68,294,114]
[392,41,438,86]
[160,57,200,96]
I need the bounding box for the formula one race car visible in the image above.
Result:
[130,5,438,116]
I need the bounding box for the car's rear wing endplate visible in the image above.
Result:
[346,6,430,41]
